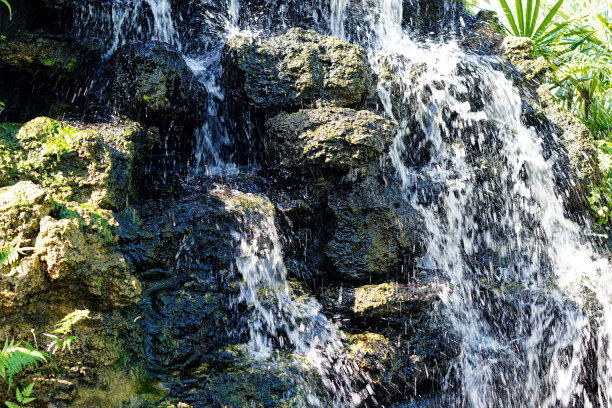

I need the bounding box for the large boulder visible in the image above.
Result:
[325,164,425,282]
[0,117,157,209]
[108,42,207,127]
[265,107,394,175]
[222,27,374,113]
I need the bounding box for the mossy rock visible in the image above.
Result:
[108,42,207,127]
[0,181,141,312]
[0,32,91,75]
[266,107,394,175]
[0,116,156,210]
[320,281,441,320]
[222,27,374,112]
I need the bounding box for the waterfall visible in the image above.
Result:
[75,0,181,57]
[220,188,370,407]
[329,0,612,406]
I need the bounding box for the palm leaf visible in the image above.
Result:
[500,0,521,36]
[525,0,534,36]
[0,0,10,20]
[533,0,565,41]
[528,0,541,36]
[516,0,525,35]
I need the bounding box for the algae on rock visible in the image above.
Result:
[223,28,374,112]
[266,107,394,175]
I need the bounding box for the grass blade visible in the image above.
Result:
[0,0,10,19]
[500,0,520,36]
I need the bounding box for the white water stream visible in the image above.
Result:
[329,0,612,406]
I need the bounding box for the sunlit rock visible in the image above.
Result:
[266,107,394,175]
[0,117,157,209]
[222,28,374,112]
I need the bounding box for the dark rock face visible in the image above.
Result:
[0,32,100,122]
[402,0,466,32]
[324,164,425,282]
[222,27,374,113]
[108,42,207,128]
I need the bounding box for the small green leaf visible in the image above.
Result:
[1,0,11,20]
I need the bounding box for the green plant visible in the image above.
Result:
[1,0,10,20]
[5,383,36,408]
[43,310,90,354]
[498,0,568,47]
[0,242,35,274]
[0,340,47,390]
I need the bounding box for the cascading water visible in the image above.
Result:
[220,188,371,407]
[74,1,373,405]
[66,0,612,405]
[75,0,181,56]
[329,0,612,406]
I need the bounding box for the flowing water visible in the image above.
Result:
[71,0,612,406]
[220,188,370,407]
[329,0,612,406]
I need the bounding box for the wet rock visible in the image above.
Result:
[322,282,443,319]
[0,32,100,122]
[402,0,466,32]
[108,42,207,127]
[461,10,505,53]
[325,165,424,282]
[0,32,93,75]
[0,117,157,209]
[265,107,394,175]
[222,27,374,113]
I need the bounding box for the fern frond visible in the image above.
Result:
[51,310,90,335]
[0,246,15,267]
[0,340,48,389]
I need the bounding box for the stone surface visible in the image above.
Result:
[266,107,394,174]
[0,181,141,313]
[0,117,156,209]
[325,165,424,282]
[108,42,207,126]
[222,28,374,112]
[0,32,91,75]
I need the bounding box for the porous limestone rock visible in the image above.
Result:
[266,107,394,174]
[222,28,374,112]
